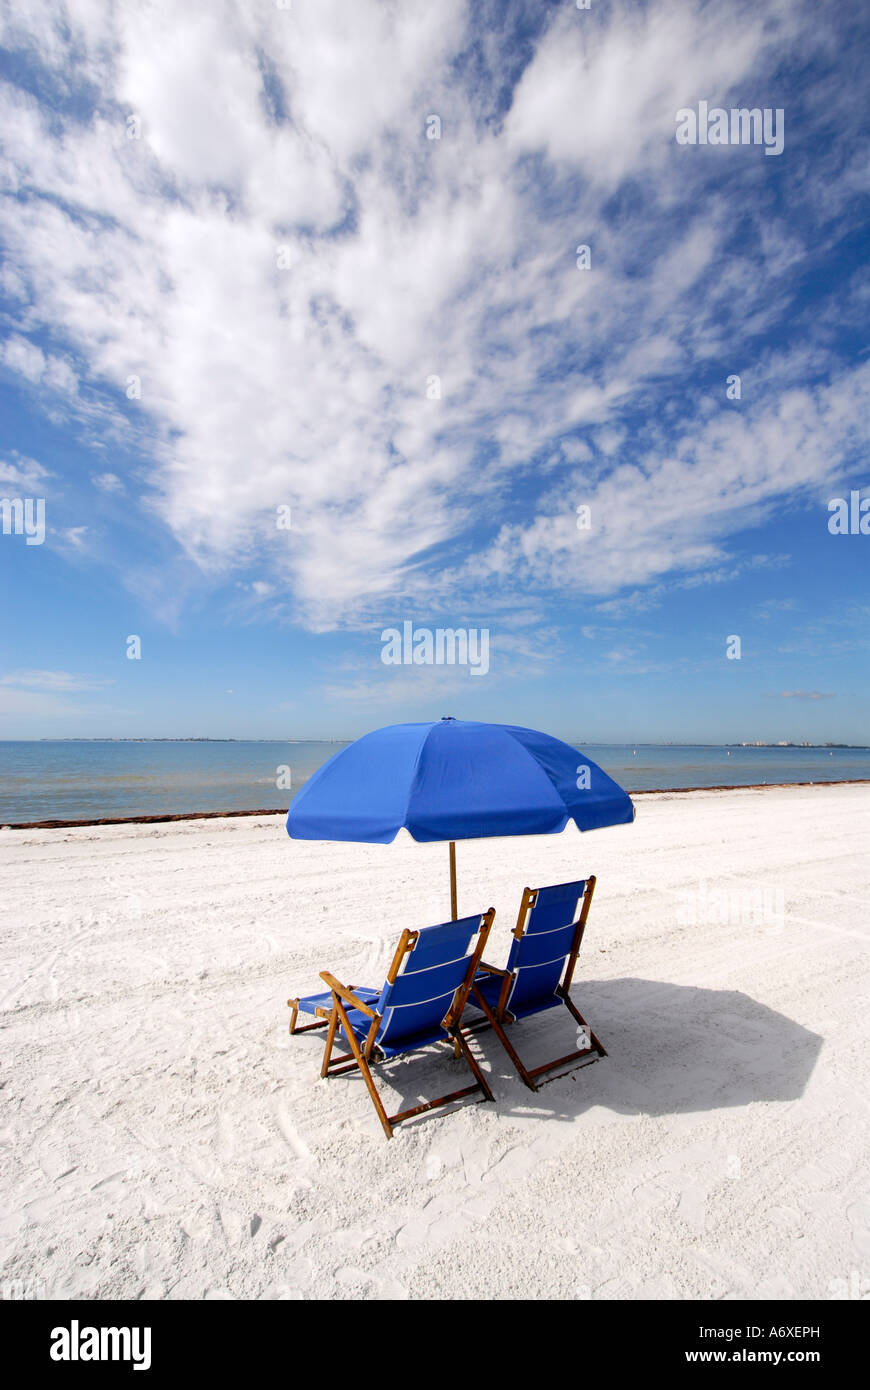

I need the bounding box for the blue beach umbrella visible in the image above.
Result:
[287,717,634,916]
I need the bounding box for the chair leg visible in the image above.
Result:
[469,986,605,1091]
[520,992,605,1086]
[320,1006,340,1079]
[386,1031,493,1126]
[327,1014,491,1138]
[452,1027,494,1102]
[288,999,330,1036]
[334,1000,394,1139]
[388,1080,487,1127]
[471,985,538,1091]
[559,989,607,1058]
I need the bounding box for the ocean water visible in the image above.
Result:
[1,740,868,825]
[0,741,337,825]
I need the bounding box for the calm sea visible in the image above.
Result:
[1,740,868,825]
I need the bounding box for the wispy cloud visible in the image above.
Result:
[755,598,797,620]
[0,670,114,693]
[62,526,90,552]
[772,690,836,701]
[595,556,791,618]
[91,472,125,494]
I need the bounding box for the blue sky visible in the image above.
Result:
[1,0,869,743]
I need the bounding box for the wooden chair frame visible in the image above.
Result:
[317,909,496,1139]
[288,986,367,1036]
[468,877,606,1091]
[287,1002,329,1035]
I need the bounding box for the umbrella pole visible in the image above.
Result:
[449,841,457,919]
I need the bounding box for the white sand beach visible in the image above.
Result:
[1,783,868,1302]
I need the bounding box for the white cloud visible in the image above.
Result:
[0,333,78,394]
[472,363,870,599]
[91,472,124,493]
[1,333,45,382]
[63,526,90,550]
[0,0,863,633]
[0,452,46,486]
[504,0,782,183]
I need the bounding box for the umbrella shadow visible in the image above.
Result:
[466,977,823,1122]
[292,978,823,1134]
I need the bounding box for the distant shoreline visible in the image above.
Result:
[6,778,869,830]
[0,737,350,744]
[1,739,868,749]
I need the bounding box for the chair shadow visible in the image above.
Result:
[464,977,824,1123]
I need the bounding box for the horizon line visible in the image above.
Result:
[1,738,868,749]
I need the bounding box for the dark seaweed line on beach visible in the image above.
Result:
[5,779,870,830]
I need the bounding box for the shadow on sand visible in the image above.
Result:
[308,977,824,1130]
[468,977,824,1123]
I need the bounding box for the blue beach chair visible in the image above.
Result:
[290,910,496,1139]
[467,878,606,1090]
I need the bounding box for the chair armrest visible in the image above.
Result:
[476,961,511,978]
[319,971,377,1017]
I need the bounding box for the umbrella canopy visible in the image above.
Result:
[286,718,634,914]
[287,717,634,842]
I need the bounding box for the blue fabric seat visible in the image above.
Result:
[465,879,606,1090]
[288,983,380,1036]
[290,910,496,1138]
